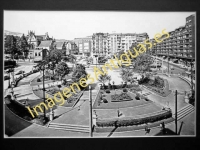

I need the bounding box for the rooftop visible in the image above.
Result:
[53,41,65,48]
[37,40,52,48]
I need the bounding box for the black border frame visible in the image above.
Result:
[1,0,200,150]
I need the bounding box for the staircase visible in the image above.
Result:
[48,122,90,133]
[175,104,195,121]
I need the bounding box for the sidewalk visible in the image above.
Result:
[155,57,195,84]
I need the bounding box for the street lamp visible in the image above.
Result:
[190,61,194,99]
[11,67,15,84]
[42,49,46,119]
[89,85,93,137]
[11,82,15,100]
[168,49,169,75]
[175,90,178,135]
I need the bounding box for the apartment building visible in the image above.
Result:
[91,32,149,57]
[150,14,195,65]
[91,33,109,57]
[65,41,79,55]
[74,37,92,56]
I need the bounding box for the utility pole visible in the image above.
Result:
[89,85,93,137]
[42,49,46,119]
[168,49,169,75]
[190,60,193,98]
[162,57,163,74]
[156,50,157,70]
[175,90,178,135]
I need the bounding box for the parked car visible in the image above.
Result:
[15,70,25,75]
[4,75,10,80]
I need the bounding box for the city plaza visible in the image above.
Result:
[4,14,195,138]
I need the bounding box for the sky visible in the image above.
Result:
[4,11,195,40]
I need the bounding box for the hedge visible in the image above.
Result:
[96,110,172,127]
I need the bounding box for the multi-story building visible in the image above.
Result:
[74,37,92,56]
[66,41,79,55]
[150,14,195,65]
[91,32,149,57]
[91,33,108,57]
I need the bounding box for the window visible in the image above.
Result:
[35,53,37,56]
[38,53,41,56]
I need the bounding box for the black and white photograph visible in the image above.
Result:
[3,11,196,138]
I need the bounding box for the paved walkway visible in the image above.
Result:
[5,63,195,137]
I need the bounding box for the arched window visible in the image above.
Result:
[35,52,37,56]
[38,52,41,56]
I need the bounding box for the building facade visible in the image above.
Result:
[65,41,79,55]
[26,31,52,49]
[150,14,195,65]
[74,37,92,56]
[91,32,149,57]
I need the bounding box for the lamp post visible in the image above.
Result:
[11,67,15,84]
[190,60,194,98]
[7,70,11,88]
[175,90,178,135]
[168,49,169,75]
[42,49,46,119]
[89,85,93,137]
[11,82,15,100]
[156,51,157,70]
[162,57,163,74]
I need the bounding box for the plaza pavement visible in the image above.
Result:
[5,62,195,137]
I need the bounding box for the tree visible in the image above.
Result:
[55,62,70,80]
[72,64,87,82]
[49,49,63,64]
[98,74,111,87]
[18,34,29,58]
[132,53,153,74]
[4,35,18,58]
[120,67,133,84]
[47,60,56,77]
[63,54,76,63]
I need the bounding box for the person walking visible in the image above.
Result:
[145,124,151,135]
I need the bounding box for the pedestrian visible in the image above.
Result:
[145,125,151,135]
[117,109,120,117]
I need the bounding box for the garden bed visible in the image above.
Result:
[139,76,171,97]
[93,89,152,109]
[111,92,133,102]
[46,87,84,107]
[144,79,171,97]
